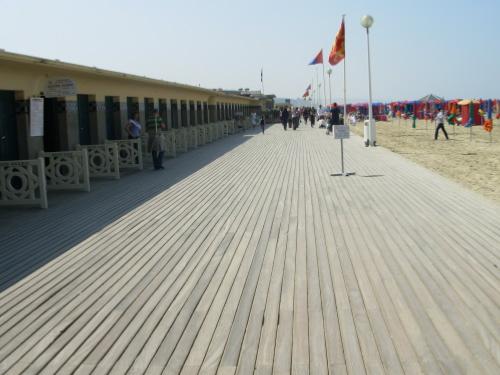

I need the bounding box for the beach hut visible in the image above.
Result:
[417,94,444,119]
[458,99,481,126]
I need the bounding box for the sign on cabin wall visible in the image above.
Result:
[45,77,77,98]
[30,97,44,136]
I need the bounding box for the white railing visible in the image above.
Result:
[108,139,143,170]
[188,126,198,149]
[160,131,176,158]
[175,128,188,153]
[0,158,48,209]
[77,143,120,180]
[197,125,206,146]
[229,120,236,134]
[40,150,91,192]
[235,118,244,132]
[140,134,149,155]
[204,124,211,143]
[216,122,223,139]
[208,123,216,142]
[223,121,229,137]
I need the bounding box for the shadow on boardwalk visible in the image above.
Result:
[0,130,258,292]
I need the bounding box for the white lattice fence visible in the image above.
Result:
[208,123,216,142]
[140,134,149,155]
[197,125,206,146]
[219,121,227,138]
[0,158,48,209]
[214,122,221,139]
[235,118,244,132]
[223,121,229,137]
[108,139,143,170]
[228,120,235,134]
[188,126,198,149]
[77,143,120,179]
[175,128,188,153]
[204,124,211,143]
[161,131,176,158]
[40,150,90,192]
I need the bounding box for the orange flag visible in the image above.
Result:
[329,20,345,66]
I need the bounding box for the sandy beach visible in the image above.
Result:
[350,118,500,204]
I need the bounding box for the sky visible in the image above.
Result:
[0,0,498,103]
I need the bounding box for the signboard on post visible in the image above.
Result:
[45,78,77,98]
[334,124,350,139]
[331,124,354,177]
[30,97,44,137]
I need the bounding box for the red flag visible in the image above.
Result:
[308,49,323,65]
[329,20,345,66]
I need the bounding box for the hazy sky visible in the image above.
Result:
[0,0,498,103]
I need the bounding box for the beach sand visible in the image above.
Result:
[350,118,500,204]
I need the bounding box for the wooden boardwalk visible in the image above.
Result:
[1,124,499,374]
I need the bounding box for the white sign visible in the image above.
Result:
[334,124,350,139]
[45,77,77,98]
[30,97,44,137]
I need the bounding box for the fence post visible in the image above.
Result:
[38,157,48,209]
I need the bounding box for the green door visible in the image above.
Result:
[43,98,60,152]
[105,96,115,140]
[77,94,91,145]
[0,90,18,161]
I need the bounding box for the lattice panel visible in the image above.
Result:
[197,125,206,146]
[188,127,198,149]
[0,158,48,208]
[40,150,90,192]
[77,143,120,179]
[174,128,188,153]
[227,120,235,135]
[161,131,176,158]
[108,139,143,170]
[204,125,211,143]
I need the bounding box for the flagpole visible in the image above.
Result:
[261,67,265,95]
[322,62,328,107]
[342,15,347,124]
[316,65,320,108]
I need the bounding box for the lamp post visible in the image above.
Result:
[326,67,332,107]
[318,82,322,108]
[361,14,375,146]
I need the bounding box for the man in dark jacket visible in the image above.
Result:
[328,103,341,135]
[281,108,289,131]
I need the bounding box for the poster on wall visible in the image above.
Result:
[45,77,77,98]
[30,97,44,137]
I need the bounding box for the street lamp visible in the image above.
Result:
[318,82,322,108]
[361,14,375,146]
[326,67,332,107]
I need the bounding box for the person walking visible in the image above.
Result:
[434,108,449,140]
[260,116,265,134]
[328,102,340,135]
[292,109,299,130]
[126,112,142,139]
[146,109,166,170]
[281,108,289,131]
[310,108,316,127]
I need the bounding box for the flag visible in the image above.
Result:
[306,84,312,91]
[329,20,345,66]
[303,90,309,98]
[308,49,323,65]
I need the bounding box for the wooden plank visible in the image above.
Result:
[0,125,499,375]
